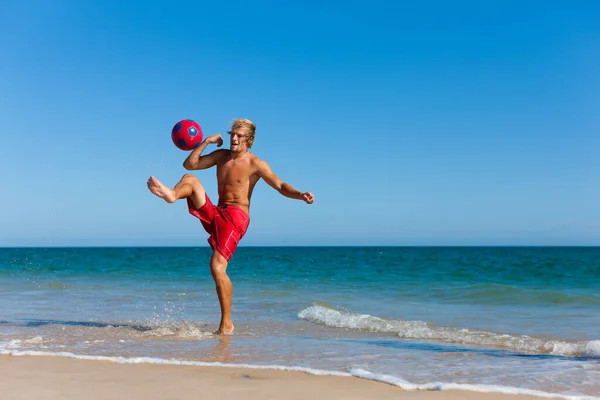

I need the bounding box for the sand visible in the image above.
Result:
[0,354,546,400]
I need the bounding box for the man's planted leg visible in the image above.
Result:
[210,251,234,335]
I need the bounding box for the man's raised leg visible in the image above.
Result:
[210,251,234,335]
[147,174,206,208]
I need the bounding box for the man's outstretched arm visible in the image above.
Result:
[256,159,314,204]
[183,134,225,170]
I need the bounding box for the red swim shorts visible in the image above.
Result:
[187,195,250,262]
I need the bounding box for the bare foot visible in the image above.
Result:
[216,322,234,335]
[147,176,176,203]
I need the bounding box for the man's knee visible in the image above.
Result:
[182,173,206,208]
[182,173,198,183]
[182,173,204,192]
[210,253,228,278]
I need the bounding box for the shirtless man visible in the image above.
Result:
[147,118,314,334]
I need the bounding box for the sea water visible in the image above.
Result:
[1,247,599,398]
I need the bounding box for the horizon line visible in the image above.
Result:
[1,245,599,249]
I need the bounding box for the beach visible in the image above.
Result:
[4,1,599,397]
[1,354,542,400]
[1,247,598,399]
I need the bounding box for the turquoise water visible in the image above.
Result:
[1,247,599,398]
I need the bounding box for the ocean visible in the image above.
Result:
[1,247,599,399]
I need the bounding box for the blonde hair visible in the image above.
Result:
[229,118,256,148]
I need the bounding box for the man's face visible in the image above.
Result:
[229,128,251,152]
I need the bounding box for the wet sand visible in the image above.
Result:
[1,355,542,400]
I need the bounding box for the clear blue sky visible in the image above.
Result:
[1,1,598,246]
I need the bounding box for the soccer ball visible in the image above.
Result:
[171,120,203,151]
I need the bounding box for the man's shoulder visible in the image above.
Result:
[213,149,230,160]
[248,153,268,167]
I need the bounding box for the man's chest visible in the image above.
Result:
[217,161,254,184]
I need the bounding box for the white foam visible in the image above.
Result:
[24,336,44,344]
[584,341,600,357]
[0,347,351,377]
[1,339,24,349]
[298,305,599,358]
[2,336,46,349]
[350,368,600,400]
[0,347,597,400]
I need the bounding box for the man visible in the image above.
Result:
[147,118,314,335]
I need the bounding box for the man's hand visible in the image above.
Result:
[204,134,223,147]
[301,192,314,204]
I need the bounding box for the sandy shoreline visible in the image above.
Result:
[0,354,544,400]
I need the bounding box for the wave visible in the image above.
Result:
[1,347,597,400]
[298,305,600,358]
